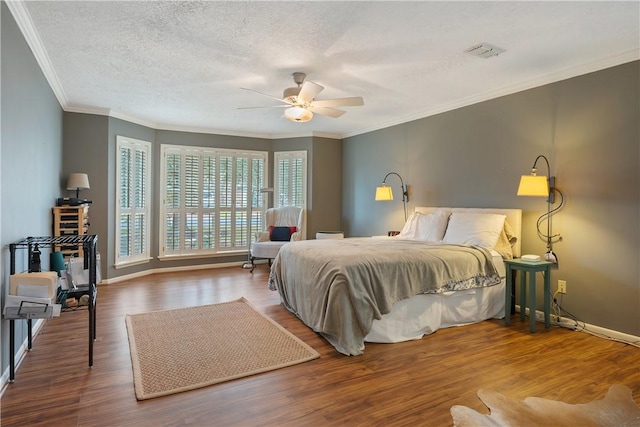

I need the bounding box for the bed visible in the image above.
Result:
[268,207,521,355]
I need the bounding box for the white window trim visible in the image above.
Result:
[115,136,152,267]
[159,144,268,259]
[274,150,307,209]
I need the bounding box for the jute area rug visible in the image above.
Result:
[451,384,640,426]
[125,297,319,400]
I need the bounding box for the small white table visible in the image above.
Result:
[316,231,344,239]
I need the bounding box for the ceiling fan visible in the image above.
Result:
[240,72,364,122]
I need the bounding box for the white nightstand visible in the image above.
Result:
[316,231,344,239]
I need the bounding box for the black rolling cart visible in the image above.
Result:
[6,235,98,382]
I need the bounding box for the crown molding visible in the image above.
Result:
[9,0,638,142]
[64,104,111,117]
[270,131,342,140]
[6,0,68,107]
[64,104,343,140]
[342,50,640,139]
[107,109,160,130]
[153,122,276,140]
[311,132,342,140]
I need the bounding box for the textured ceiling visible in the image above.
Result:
[13,1,640,139]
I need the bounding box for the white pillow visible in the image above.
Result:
[399,210,450,242]
[398,212,421,239]
[442,212,506,248]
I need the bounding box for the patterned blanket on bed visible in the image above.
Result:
[268,238,501,355]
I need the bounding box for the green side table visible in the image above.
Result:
[504,259,552,332]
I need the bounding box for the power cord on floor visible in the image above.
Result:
[547,283,640,349]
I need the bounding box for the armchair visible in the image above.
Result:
[249,206,305,272]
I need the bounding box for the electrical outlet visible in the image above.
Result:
[558,280,567,294]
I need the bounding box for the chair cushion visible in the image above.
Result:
[269,226,295,241]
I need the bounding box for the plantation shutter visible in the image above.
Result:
[275,151,306,208]
[116,136,151,266]
[159,145,267,257]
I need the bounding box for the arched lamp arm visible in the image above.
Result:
[382,172,409,221]
[382,172,409,203]
[531,155,554,204]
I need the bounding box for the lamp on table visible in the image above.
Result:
[67,173,90,199]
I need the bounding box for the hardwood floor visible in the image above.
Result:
[2,266,639,426]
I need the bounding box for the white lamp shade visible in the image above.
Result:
[67,173,90,190]
[375,185,394,201]
[284,107,313,122]
[517,175,548,197]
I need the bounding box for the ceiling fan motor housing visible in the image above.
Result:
[283,87,301,103]
[292,72,306,85]
[283,72,307,103]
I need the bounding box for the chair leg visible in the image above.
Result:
[250,257,256,273]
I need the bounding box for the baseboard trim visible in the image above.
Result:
[101,261,247,284]
[517,305,640,345]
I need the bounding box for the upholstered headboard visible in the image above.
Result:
[414,207,522,258]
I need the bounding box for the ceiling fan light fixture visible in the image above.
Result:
[241,71,363,121]
[285,106,313,122]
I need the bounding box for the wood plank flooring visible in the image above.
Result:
[2,266,639,426]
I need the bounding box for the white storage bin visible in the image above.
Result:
[67,254,101,288]
[9,271,58,299]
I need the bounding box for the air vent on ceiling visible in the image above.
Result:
[464,43,505,58]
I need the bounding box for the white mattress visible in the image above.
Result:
[365,250,506,343]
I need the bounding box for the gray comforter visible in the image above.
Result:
[268,237,501,355]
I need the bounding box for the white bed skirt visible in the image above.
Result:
[365,252,506,343]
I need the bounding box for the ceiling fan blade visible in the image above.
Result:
[240,87,292,105]
[297,81,324,103]
[309,106,346,118]
[311,97,364,108]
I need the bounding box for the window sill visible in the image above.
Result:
[114,257,153,269]
[157,251,246,261]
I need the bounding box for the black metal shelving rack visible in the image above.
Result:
[7,235,98,382]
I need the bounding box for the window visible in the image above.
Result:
[274,151,307,208]
[115,136,151,266]
[160,145,267,258]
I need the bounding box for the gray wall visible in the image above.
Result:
[310,137,342,237]
[62,113,111,277]
[1,2,64,378]
[272,136,342,239]
[343,61,640,336]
